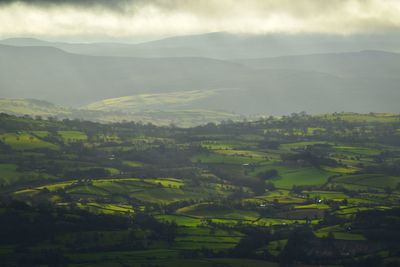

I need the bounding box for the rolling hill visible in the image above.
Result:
[0,44,399,115]
[0,98,69,117]
[236,50,400,77]
[0,98,242,127]
[2,32,400,59]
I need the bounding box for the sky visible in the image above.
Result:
[0,0,400,42]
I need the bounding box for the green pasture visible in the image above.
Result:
[155,214,203,227]
[200,141,247,150]
[253,190,305,204]
[37,180,76,191]
[105,167,120,175]
[78,202,133,215]
[294,203,330,209]
[307,127,326,135]
[0,163,56,186]
[335,206,390,217]
[0,164,20,185]
[192,153,265,165]
[322,165,359,174]
[58,131,88,142]
[237,134,264,142]
[210,218,243,225]
[332,174,400,189]
[280,141,330,151]
[214,149,268,159]
[333,145,382,157]
[67,184,110,197]
[122,160,144,168]
[13,188,40,198]
[177,203,259,221]
[0,132,58,150]
[171,227,243,251]
[271,166,332,189]
[304,190,348,201]
[131,187,191,204]
[31,130,49,138]
[143,178,184,188]
[315,225,366,241]
[267,239,287,256]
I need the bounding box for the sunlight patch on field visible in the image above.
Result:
[272,166,332,189]
[58,131,88,142]
[315,225,366,241]
[0,132,58,150]
[84,90,219,112]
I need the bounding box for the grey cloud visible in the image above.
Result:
[0,0,132,10]
[0,0,379,13]
[0,0,399,38]
[0,0,127,5]
[0,0,395,18]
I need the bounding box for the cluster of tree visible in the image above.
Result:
[0,199,178,266]
[351,208,400,242]
[281,144,339,168]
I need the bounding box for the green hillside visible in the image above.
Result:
[0,98,70,117]
[84,90,220,112]
[0,98,241,127]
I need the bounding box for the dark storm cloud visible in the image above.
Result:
[0,0,133,10]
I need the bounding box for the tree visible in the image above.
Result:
[384,186,393,195]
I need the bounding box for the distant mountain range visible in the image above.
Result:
[2,32,400,58]
[1,32,399,116]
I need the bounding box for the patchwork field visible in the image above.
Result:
[1,113,400,266]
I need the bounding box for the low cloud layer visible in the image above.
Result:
[1,0,400,40]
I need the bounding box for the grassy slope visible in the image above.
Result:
[0,98,240,127]
[0,132,58,150]
[0,164,20,185]
[84,90,218,112]
[333,174,400,189]
[0,98,69,116]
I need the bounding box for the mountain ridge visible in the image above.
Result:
[2,32,400,59]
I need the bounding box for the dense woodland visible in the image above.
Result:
[0,112,400,267]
